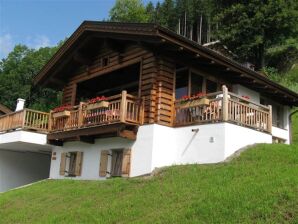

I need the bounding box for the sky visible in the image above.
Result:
[0,0,159,59]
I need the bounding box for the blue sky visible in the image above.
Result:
[0,0,160,59]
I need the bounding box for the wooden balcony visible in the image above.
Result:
[47,91,144,144]
[174,86,272,133]
[0,109,49,133]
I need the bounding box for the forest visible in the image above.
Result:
[0,0,297,111]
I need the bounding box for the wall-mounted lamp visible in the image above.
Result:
[210,137,214,143]
[191,128,199,133]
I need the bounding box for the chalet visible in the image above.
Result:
[0,22,297,184]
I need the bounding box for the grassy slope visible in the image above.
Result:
[0,144,298,223]
[0,116,297,223]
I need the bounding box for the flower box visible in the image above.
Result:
[179,98,210,108]
[86,101,109,110]
[53,110,71,118]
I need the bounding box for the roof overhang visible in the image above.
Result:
[34,21,298,106]
[0,104,12,114]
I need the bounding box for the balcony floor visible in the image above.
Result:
[47,122,138,146]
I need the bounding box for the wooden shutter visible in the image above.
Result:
[74,152,83,176]
[99,150,109,177]
[59,152,66,176]
[121,149,131,177]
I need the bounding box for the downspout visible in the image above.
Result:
[289,109,298,144]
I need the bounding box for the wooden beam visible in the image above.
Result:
[73,51,92,65]
[79,136,95,144]
[47,139,63,146]
[118,129,136,140]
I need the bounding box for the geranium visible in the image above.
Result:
[52,104,72,113]
[180,92,206,103]
[88,96,108,104]
[242,95,250,100]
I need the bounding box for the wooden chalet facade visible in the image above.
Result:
[0,22,297,180]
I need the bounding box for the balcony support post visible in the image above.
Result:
[120,90,127,123]
[78,102,84,128]
[268,105,272,133]
[222,85,229,121]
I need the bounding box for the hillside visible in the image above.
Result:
[0,144,297,223]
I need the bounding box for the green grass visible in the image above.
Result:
[0,144,298,223]
[292,110,298,144]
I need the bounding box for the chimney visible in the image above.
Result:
[15,98,25,111]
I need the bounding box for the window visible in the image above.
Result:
[175,69,189,99]
[59,151,83,177]
[99,149,131,178]
[272,137,286,144]
[206,79,218,93]
[261,97,284,129]
[102,57,109,67]
[191,72,203,95]
[111,150,123,177]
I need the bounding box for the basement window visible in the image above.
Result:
[66,152,77,177]
[60,151,83,177]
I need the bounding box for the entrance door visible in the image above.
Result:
[111,150,123,177]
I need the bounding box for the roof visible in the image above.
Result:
[0,103,12,114]
[34,21,298,106]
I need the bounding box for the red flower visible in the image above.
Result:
[53,104,72,113]
[180,92,206,102]
[88,96,108,104]
[242,95,250,100]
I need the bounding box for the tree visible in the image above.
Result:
[109,0,150,22]
[0,44,61,111]
[216,0,298,69]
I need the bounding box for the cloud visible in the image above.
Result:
[0,34,52,59]
[29,35,51,49]
[0,34,14,58]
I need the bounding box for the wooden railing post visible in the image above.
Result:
[78,102,84,128]
[48,110,53,131]
[120,90,127,123]
[222,85,229,121]
[140,97,145,125]
[268,105,272,133]
[22,109,27,129]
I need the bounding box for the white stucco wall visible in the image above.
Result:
[50,137,135,180]
[224,123,272,158]
[50,122,275,179]
[174,123,226,164]
[0,130,48,146]
[0,150,51,192]
[233,84,260,104]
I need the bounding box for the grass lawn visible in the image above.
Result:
[0,144,297,223]
[292,109,298,144]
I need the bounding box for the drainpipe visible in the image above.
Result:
[289,109,298,144]
[15,98,26,112]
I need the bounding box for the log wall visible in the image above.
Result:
[60,44,176,126]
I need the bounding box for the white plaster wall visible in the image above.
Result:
[0,150,51,192]
[0,130,48,146]
[50,123,276,180]
[272,127,290,144]
[150,124,176,169]
[233,84,260,104]
[224,123,272,158]
[174,123,226,164]
[50,137,135,180]
[130,125,155,177]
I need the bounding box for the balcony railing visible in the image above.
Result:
[49,91,144,133]
[0,109,49,133]
[174,86,272,133]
